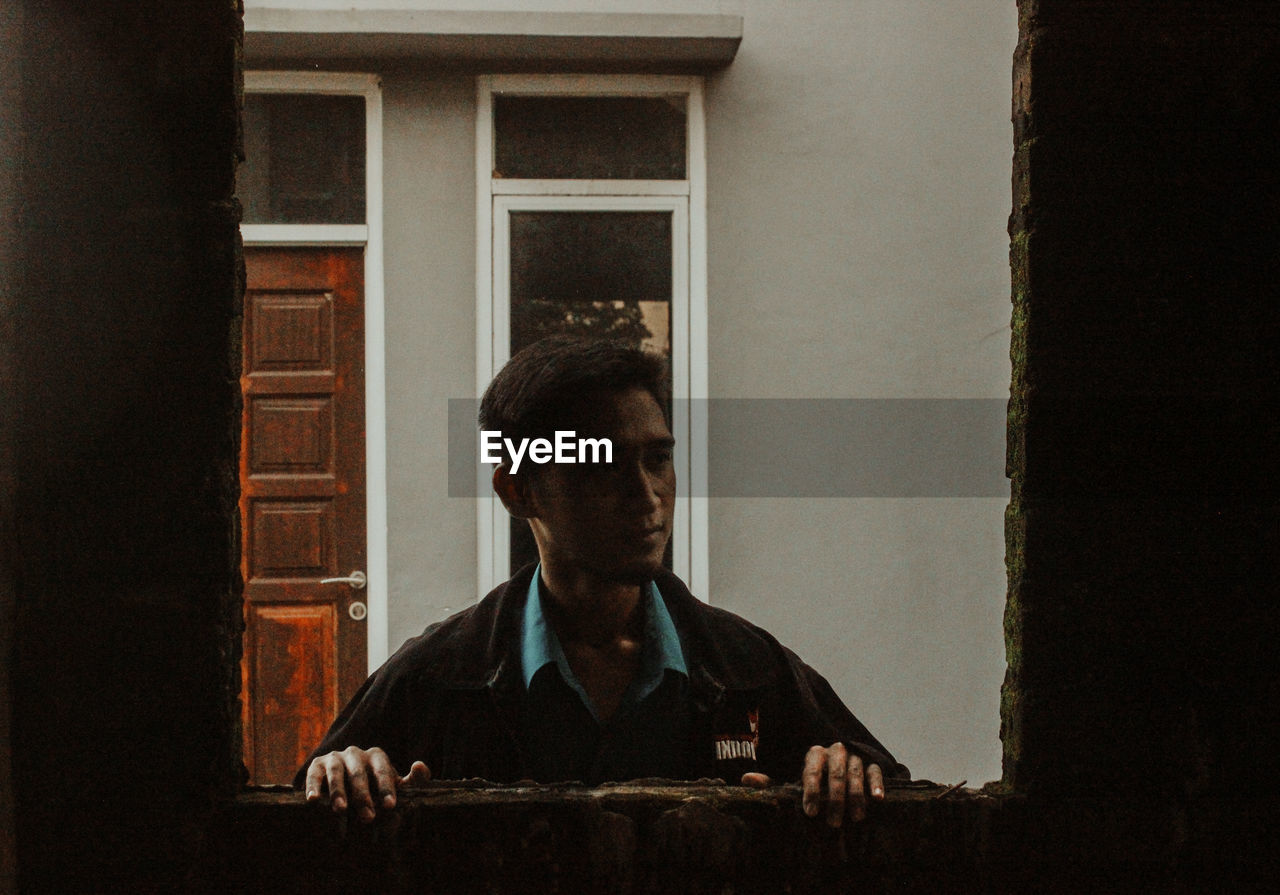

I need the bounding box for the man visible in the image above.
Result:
[298,337,907,827]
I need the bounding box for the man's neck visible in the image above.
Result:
[537,563,645,648]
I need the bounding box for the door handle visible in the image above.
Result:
[320,570,367,590]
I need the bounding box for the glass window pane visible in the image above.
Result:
[507,210,674,573]
[240,94,365,224]
[494,96,687,180]
[509,211,672,355]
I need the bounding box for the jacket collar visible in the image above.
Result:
[436,562,773,694]
[650,567,774,693]
[431,563,535,693]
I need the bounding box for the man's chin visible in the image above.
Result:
[564,534,669,584]
[604,551,666,585]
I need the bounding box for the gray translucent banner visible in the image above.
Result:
[449,399,1009,498]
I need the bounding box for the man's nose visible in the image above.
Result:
[617,462,664,510]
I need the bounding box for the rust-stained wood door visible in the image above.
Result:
[240,247,367,784]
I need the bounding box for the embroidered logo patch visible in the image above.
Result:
[714,709,760,761]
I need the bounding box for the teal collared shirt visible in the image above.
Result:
[517,567,694,782]
[521,566,687,721]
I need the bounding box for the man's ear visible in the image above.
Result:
[492,463,538,519]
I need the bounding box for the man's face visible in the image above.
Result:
[526,386,675,584]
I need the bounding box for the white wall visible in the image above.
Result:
[248,0,1017,785]
[379,74,480,645]
[703,1,1015,785]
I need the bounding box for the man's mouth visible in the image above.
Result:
[629,524,667,542]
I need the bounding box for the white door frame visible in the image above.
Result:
[241,70,389,672]
[475,73,709,601]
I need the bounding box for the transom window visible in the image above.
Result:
[240,92,367,225]
[493,94,688,180]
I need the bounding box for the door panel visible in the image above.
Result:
[241,247,366,784]
[247,604,338,784]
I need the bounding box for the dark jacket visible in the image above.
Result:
[294,564,907,786]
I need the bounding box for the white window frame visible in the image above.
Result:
[475,73,710,601]
[241,71,390,672]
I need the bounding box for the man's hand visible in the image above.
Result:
[303,746,431,822]
[741,742,884,827]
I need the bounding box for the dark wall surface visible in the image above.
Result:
[1,4,24,891]
[1002,0,1280,887]
[3,1,243,890]
[2,0,1277,891]
[1006,0,1280,785]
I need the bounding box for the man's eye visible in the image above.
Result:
[646,449,674,469]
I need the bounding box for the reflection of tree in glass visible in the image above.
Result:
[513,298,651,350]
[509,211,671,354]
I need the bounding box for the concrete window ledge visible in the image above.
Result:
[199,780,1010,893]
[243,9,743,70]
[196,781,1248,892]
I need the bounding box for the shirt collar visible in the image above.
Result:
[520,564,687,706]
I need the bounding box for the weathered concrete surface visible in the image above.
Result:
[1004,0,1280,806]
[4,1,244,890]
[198,782,1006,894]
[197,781,1271,894]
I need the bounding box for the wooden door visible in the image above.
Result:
[240,247,367,784]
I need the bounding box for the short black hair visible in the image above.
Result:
[479,336,670,466]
